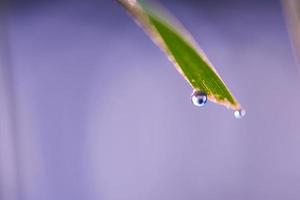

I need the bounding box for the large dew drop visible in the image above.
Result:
[191,91,207,107]
[234,109,246,119]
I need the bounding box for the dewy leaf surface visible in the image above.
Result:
[118,0,242,111]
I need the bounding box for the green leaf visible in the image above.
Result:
[118,0,242,111]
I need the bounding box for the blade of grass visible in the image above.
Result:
[118,0,243,111]
[282,0,300,72]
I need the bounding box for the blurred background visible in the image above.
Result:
[1,0,300,200]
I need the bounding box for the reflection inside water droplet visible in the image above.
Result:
[191,91,207,107]
[234,109,246,119]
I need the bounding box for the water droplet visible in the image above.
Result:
[234,109,246,119]
[191,91,207,107]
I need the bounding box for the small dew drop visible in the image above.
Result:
[234,109,246,119]
[191,91,207,107]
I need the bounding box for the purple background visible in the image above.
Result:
[1,0,300,200]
